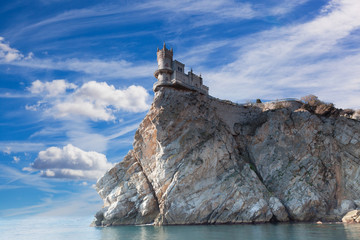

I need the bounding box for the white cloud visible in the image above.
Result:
[3,146,12,154]
[269,0,309,16]
[28,79,77,97]
[56,81,150,121]
[0,37,24,62]
[25,144,113,180]
[206,0,360,109]
[13,156,20,163]
[27,80,150,121]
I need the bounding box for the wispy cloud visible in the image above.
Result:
[0,36,155,80]
[269,0,310,16]
[0,142,46,154]
[141,0,256,20]
[106,122,140,140]
[205,0,360,109]
[0,187,102,217]
[0,164,55,192]
[36,189,102,217]
[0,197,53,217]
[137,0,310,28]
[3,0,309,46]
[10,57,155,79]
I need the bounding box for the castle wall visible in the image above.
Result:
[210,99,262,135]
[158,73,170,82]
[172,71,190,85]
[201,85,209,93]
[189,73,202,88]
[173,60,185,73]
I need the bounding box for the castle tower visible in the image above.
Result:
[154,42,173,83]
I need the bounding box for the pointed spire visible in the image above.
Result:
[163,42,166,50]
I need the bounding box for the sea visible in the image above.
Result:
[1,216,360,240]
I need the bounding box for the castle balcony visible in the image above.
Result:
[153,79,208,95]
[154,68,173,78]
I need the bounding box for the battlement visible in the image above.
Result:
[157,43,173,60]
[153,44,209,95]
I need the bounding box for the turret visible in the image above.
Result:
[154,43,173,82]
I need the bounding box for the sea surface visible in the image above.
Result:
[2,216,360,240]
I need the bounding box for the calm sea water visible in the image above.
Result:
[1,216,360,240]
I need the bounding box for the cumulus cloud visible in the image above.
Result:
[0,36,33,62]
[27,80,150,121]
[24,144,113,180]
[28,79,77,97]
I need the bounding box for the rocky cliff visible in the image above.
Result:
[93,87,360,226]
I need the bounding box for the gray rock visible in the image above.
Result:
[269,197,289,222]
[337,200,356,216]
[354,200,360,208]
[93,88,360,226]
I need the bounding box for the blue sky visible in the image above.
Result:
[1,0,360,218]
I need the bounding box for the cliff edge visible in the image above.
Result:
[93,87,360,226]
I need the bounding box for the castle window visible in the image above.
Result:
[178,67,182,72]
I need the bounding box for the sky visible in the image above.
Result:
[1,0,360,218]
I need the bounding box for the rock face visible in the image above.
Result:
[93,87,360,226]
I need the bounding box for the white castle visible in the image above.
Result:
[153,43,209,95]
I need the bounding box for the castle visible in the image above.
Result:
[154,43,209,95]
